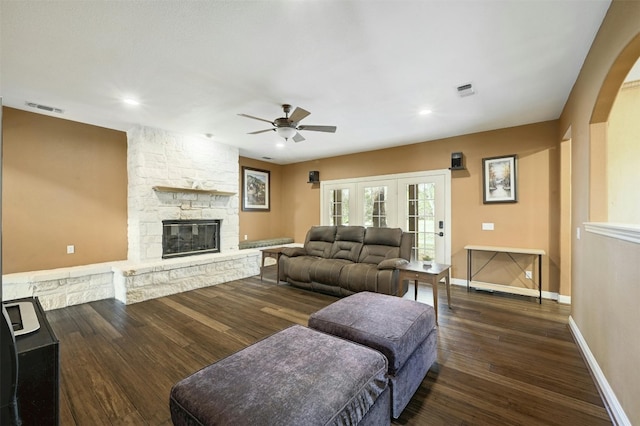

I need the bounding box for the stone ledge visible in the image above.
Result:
[2,250,263,310]
[239,238,295,249]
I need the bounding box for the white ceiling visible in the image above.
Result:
[1,1,611,165]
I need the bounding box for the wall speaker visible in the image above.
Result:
[308,171,320,183]
[451,152,464,170]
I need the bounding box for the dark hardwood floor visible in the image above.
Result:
[45,267,612,425]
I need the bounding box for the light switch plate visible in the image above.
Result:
[482,223,494,231]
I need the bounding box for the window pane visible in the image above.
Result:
[363,186,388,228]
[406,183,436,261]
[329,189,350,226]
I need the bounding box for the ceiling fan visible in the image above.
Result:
[238,104,337,142]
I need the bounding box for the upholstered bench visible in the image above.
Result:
[169,325,391,426]
[308,292,437,419]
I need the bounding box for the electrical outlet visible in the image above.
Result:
[525,271,532,279]
[66,245,75,254]
[244,235,248,240]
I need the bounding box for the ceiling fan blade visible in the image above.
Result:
[288,107,310,123]
[292,132,306,143]
[248,128,274,135]
[238,113,274,125]
[297,125,337,133]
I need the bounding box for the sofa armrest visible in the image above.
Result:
[281,247,307,257]
[377,258,409,270]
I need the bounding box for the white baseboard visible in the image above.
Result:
[450,278,566,303]
[557,294,572,305]
[568,316,630,426]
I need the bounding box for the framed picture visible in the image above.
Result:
[242,166,270,211]
[482,154,517,204]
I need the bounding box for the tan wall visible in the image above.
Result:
[559,0,640,422]
[279,121,560,293]
[2,107,128,273]
[238,157,286,243]
[608,82,640,223]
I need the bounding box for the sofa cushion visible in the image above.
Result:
[309,259,352,286]
[364,227,403,246]
[308,225,337,242]
[282,256,318,283]
[281,247,306,257]
[336,225,366,242]
[330,241,363,262]
[358,244,401,264]
[330,226,365,262]
[377,258,409,270]
[338,263,379,293]
[304,226,337,258]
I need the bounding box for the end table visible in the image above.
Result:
[397,261,452,324]
[260,247,287,283]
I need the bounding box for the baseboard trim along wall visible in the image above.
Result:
[568,316,631,426]
[450,278,568,303]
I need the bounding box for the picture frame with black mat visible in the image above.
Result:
[482,154,517,204]
[242,166,270,211]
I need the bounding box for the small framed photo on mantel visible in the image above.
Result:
[242,166,270,211]
[482,154,517,204]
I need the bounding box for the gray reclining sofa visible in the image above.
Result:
[279,225,413,297]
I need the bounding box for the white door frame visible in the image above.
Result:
[320,169,451,264]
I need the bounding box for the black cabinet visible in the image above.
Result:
[13,297,59,425]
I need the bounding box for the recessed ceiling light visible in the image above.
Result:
[419,109,432,115]
[123,98,140,106]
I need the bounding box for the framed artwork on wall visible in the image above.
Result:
[242,166,270,211]
[482,154,517,204]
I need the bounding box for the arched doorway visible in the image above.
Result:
[589,33,640,222]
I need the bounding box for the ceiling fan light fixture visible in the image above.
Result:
[276,126,297,140]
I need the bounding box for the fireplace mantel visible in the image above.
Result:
[152,186,236,196]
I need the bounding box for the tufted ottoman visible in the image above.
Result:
[169,325,390,426]
[308,292,437,419]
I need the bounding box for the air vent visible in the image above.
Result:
[456,83,475,97]
[25,102,64,114]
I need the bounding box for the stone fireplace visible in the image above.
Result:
[112,126,259,304]
[127,126,239,262]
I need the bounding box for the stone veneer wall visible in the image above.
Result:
[2,126,269,310]
[2,251,263,310]
[127,125,240,260]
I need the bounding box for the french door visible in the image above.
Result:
[321,170,450,264]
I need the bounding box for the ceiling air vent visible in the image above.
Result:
[456,83,475,97]
[25,101,64,114]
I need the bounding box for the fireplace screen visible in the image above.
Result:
[162,219,221,258]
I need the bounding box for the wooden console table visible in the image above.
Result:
[464,245,545,303]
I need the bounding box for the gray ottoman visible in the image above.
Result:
[308,292,437,419]
[169,325,390,426]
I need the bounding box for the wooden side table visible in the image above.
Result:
[397,261,451,325]
[260,247,287,283]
